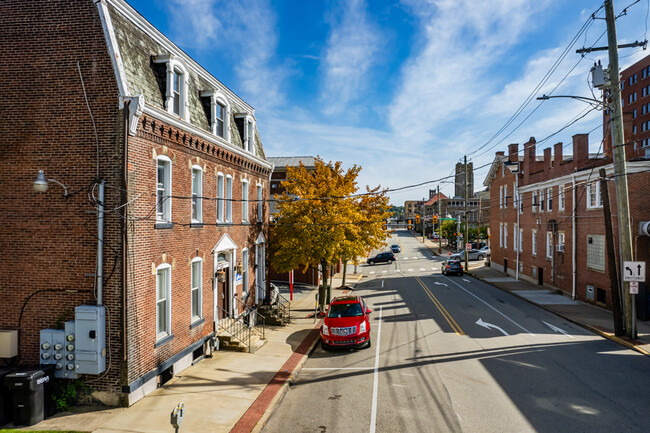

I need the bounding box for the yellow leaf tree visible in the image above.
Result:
[270,157,389,312]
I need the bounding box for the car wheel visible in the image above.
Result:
[477,255,484,260]
[369,260,375,265]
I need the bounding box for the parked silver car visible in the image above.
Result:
[448,249,486,261]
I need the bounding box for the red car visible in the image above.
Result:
[321,296,372,350]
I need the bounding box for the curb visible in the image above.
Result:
[467,270,650,358]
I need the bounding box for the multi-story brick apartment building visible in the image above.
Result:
[0,0,271,405]
[267,156,320,285]
[484,134,649,318]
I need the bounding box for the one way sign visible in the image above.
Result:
[623,261,646,282]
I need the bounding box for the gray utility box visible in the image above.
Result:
[74,305,106,375]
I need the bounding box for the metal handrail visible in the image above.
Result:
[265,283,291,323]
[216,304,265,352]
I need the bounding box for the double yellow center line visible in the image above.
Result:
[415,276,465,335]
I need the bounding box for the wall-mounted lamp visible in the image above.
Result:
[34,170,69,197]
[235,262,244,274]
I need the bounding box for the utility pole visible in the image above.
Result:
[464,156,469,271]
[600,168,625,336]
[604,0,636,338]
[438,185,442,254]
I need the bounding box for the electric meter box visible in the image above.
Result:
[74,305,106,375]
[61,321,78,379]
[39,329,65,372]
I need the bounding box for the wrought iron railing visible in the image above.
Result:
[216,303,265,352]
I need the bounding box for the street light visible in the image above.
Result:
[33,170,69,197]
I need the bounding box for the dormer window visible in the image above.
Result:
[200,90,230,140]
[235,114,256,155]
[153,54,189,121]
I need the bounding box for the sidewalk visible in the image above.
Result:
[15,275,357,433]
[467,266,650,356]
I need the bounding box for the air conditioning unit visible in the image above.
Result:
[639,221,650,236]
[556,245,565,253]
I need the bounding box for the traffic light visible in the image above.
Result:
[415,215,420,224]
[408,219,412,229]
[433,215,438,224]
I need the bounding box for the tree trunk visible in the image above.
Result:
[319,259,328,313]
[341,256,348,287]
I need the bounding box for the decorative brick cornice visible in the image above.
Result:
[138,114,271,177]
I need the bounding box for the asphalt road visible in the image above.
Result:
[262,231,650,433]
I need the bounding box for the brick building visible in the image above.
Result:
[484,135,649,318]
[0,0,272,405]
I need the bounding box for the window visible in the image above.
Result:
[216,101,225,137]
[242,249,249,294]
[504,185,508,208]
[156,156,172,223]
[558,185,565,211]
[587,235,605,271]
[217,173,224,223]
[546,232,553,259]
[156,264,171,338]
[226,175,233,222]
[153,55,189,121]
[586,180,602,209]
[201,91,230,139]
[558,232,565,252]
[532,190,538,213]
[546,187,552,211]
[191,166,203,223]
[539,189,545,212]
[241,179,249,222]
[257,184,263,221]
[499,223,503,247]
[246,120,256,154]
[633,125,637,135]
[532,230,537,256]
[519,228,523,252]
[191,258,202,321]
[504,223,508,249]
[499,186,503,208]
[633,108,637,118]
[513,224,517,251]
[519,192,523,214]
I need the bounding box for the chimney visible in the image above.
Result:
[523,137,536,183]
[572,134,589,170]
[544,147,552,172]
[554,142,563,168]
[508,143,519,162]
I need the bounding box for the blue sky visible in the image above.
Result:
[126,0,649,205]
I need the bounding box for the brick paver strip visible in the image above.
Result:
[230,326,321,433]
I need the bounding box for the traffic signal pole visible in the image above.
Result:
[464,156,469,271]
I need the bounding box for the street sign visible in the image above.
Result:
[623,261,646,282]
[630,281,639,294]
[465,243,472,250]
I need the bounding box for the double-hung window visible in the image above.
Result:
[532,191,538,213]
[513,224,518,251]
[546,232,553,258]
[504,185,508,208]
[191,258,202,321]
[226,175,233,222]
[499,223,503,247]
[504,223,508,249]
[153,55,189,121]
[539,189,545,212]
[216,101,225,137]
[587,181,602,208]
[172,68,182,116]
[558,185,565,211]
[532,230,537,256]
[156,156,172,223]
[241,180,249,223]
[242,249,249,293]
[519,228,523,252]
[217,173,224,223]
[257,184,263,221]
[546,187,553,211]
[191,166,203,223]
[156,264,172,339]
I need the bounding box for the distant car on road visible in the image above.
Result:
[367,252,395,265]
[478,246,490,256]
[321,295,372,350]
[390,244,401,253]
[441,260,463,276]
[448,249,486,261]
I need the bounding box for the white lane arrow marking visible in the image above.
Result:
[542,321,574,338]
[462,278,470,282]
[434,282,448,287]
[476,318,510,336]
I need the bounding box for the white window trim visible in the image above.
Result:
[558,185,565,211]
[153,55,189,121]
[191,165,203,223]
[546,231,553,259]
[504,223,508,249]
[504,185,508,208]
[201,90,231,141]
[242,179,249,223]
[519,228,523,252]
[499,223,503,247]
[156,156,172,223]
[586,181,602,209]
[546,187,553,211]
[191,257,203,322]
[513,224,517,251]
[257,183,263,222]
[539,189,545,212]
[156,263,172,339]
[217,172,225,223]
[242,248,249,294]
[226,175,233,223]
[532,229,537,256]
[532,191,538,213]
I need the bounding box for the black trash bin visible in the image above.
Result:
[5,369,52,426]
[0,367,18,426]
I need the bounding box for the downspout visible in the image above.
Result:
[515,174,520,280]
[122,99,130,361]
[571,173,577,300]
[97,180,105,306]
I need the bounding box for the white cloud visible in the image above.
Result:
[167,0,288,109]
[320,0,382,116]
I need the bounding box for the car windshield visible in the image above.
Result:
[327,302,364,318]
